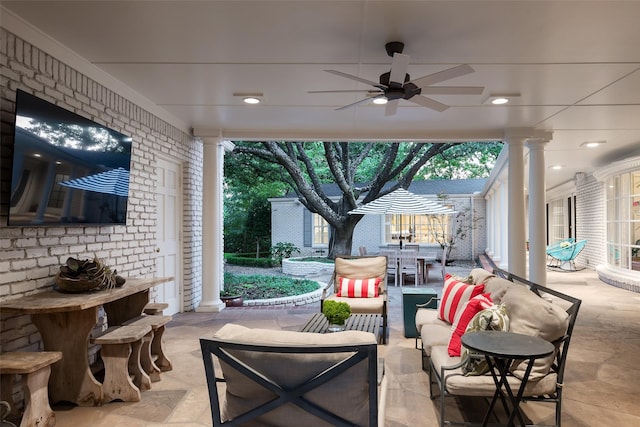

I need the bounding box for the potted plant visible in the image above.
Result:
[322,300,351,332]
[220,288,244,307]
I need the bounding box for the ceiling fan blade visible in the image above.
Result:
[410,64,475,88]
[420,86,484,95]
[308,90,377,94]
[384,100,399,116]
[408,95,450,112]
[325,70,382,88]
[335,96,379,111]
[389,53,410,86]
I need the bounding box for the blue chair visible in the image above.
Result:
[547,239,586,271]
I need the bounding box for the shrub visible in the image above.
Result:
[322,300,351,325]
[271,242,300,265]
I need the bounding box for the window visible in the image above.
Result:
[313,214,329,246]
[606,170,640,271]
[548,198,566,244]
[384,213,450,245]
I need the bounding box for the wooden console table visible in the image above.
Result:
[0,277,172,406]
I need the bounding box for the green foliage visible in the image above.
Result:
[225,254,276,268]
[224,147,288,254]
[271,242,301,265]
[322,300,352,325]
[421,142,503,180]
[223,273,319,299]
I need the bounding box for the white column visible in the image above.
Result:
[505,134,527,276]
[197,137,234,312]
[499,179,509,269]
[527,139,550,285]
[485,189,494,256]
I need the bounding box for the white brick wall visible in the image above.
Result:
[0,29,203,355]
[576,173,606,268]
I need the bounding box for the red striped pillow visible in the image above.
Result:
[336,276,380,298]
[438,274,485,324]
[447,293,493,356]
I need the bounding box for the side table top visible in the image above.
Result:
[462,331,554,360]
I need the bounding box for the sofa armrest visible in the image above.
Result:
[416,296,439,309]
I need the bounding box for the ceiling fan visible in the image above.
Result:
[309,42,484,116]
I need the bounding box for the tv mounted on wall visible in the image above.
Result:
[8,89,132,226]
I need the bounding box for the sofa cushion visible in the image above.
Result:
[481,275,518,304]
[467,268,495,286]
[500,285,569,380]
[420,322,452,357]
[213,324,377,426]
[439,274,485,324]
[415,307,441,331]
[448,293,493,357]
[328,295,384,314]
[461,304,510,376]
[430,346,558,397]
[337,276,380,298]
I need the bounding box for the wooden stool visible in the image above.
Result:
[123,315,173,376]
[0,351,62,427]
[92,325,151,403]
[143,303,168,316]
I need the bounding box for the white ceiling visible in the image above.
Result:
[3,1,640,189]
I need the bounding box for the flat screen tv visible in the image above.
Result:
[8,89,132,226]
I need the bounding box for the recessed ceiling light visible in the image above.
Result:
[550,165,564,170]
[233,92,263,104]
[373,97,388,105]
[581,141,606,148]
[483,94,520,105]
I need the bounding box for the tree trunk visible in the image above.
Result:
[328,220,359,259]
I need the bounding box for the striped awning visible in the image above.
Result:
[58,167,129,197]
[349,188,455,215]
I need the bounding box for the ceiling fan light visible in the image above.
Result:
[492,97,509,105]
[373,97,388,105]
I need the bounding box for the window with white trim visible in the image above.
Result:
[606,170,640,271]
[313,213,329,246]
[384,213,450,245]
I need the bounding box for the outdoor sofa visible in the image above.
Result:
[200,323,387,427]
[415,267,581,427]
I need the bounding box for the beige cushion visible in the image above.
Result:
[430,346,558,397]
[415,308,442,331]
[467,268,495,286]
[419,322,451,356]
[213,324,377,426]
[334,256,388,293]
[501,286,569,380]
[482,276,517,303]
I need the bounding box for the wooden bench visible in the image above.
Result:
[143,302,168,316]
[123,315,173,380]
[0,351,62,427]
[92,325,151,403]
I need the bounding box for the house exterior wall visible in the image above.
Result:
[271,194,486,261]
[575,172,606,269]
[0,28,203,360]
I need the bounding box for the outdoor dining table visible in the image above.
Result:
[0,277,172,406]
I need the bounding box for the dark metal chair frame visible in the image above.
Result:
[200,338,379,427]
[428,267,582,427]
